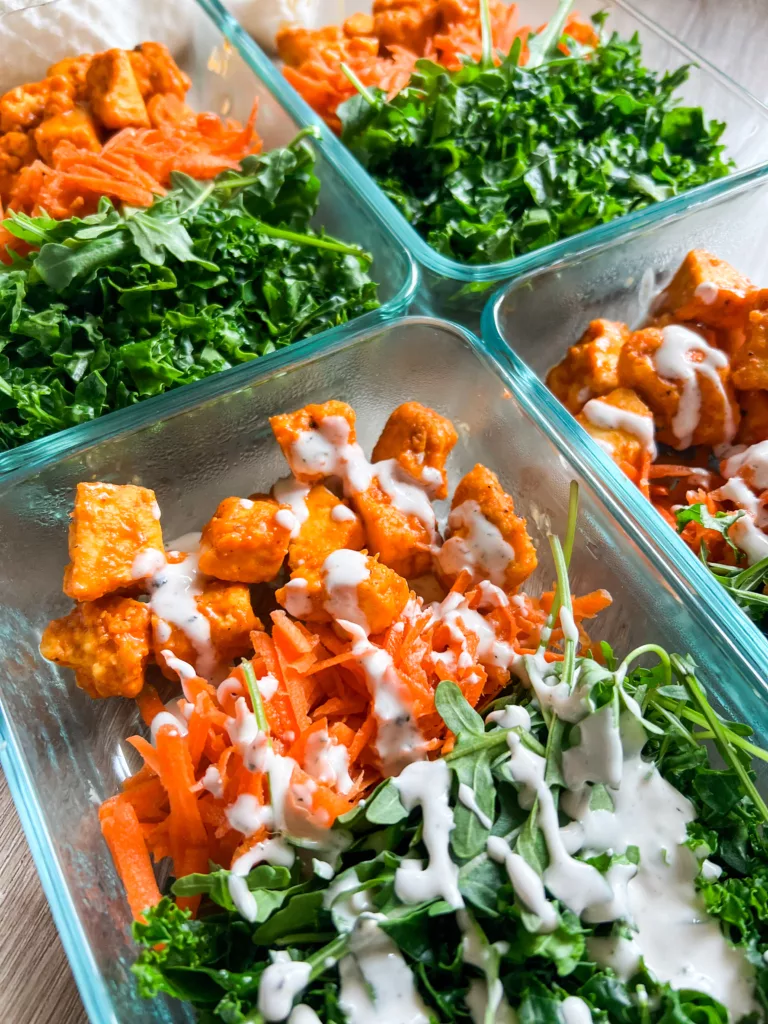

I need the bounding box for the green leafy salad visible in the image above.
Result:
[0,130,379,451]
[132,489,768,1024]
[674,504,768,628]
[338,0,732,266]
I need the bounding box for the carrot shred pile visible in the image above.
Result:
[104,586,610,920]
[278,3,598,133]
[0,100,261,230]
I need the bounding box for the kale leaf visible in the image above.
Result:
[0,132,379,451]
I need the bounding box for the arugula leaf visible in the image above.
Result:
[675,503,745,555]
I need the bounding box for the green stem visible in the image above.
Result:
[253,220,369,259]
[548,534,576,689]
[479,0,494,69]
[673,656,768,822]
[307,933,349,979]
[341,62,377,106]
[241,658,270,734]
[446,729,514,762]
[538,484,579,654]
[618,644,672,700]
[526,0,576,68]
[652,697,768,762]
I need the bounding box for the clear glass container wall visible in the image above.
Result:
[0,0,417,476]
[483,173,768,664]
[235,0,768,324]
[1,317,767,1022]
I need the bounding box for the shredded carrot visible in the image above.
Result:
[99,796,162,921]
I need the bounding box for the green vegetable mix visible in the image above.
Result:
[339,12,732,265]
[130,490,768,1023]
[0,131,379,451]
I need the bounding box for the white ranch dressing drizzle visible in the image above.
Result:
[437,500,515,586]
[273,476,311,539]
[331,503,357,523]
[486,704,531,731]
[304,729,354,795]
[160,649,197,681]
[465,979,518,1024]
[338,918,431,1024]
[713,475,761,517]
[339,620,426,776]
[200,764,224,799]
[288,1007,322,1024]
[131,547,166,579]
[281,577,314,618]
[562,720,756,1016]
[275,509,297,533]
[458,782,493,829]
[392,759,463,908]
[427,591,516,672]
[723,439,768,491]
[258,951,312,1022]
[694,281,719,304]
[560,996,593,1024]
[582,398,657,458]
[559,607,579,647]
[149,711,187,745]
[487,835,557,932]
[228,833,296,923]
[145,532,216,679]
[729,516,768,565]
[287,415,436,535]
[322,549,370,633]
[225,792,275,836]
[653,325,733,450]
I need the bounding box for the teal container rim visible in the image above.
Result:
[3,312,768,1024]
[207,0,768,286]
[480,281,768,676]
[0,0,419,478]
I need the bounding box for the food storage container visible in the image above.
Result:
[482,169,768,664]
[1,314,766,1023]
[0,0,418,476]
[216,0,768,324]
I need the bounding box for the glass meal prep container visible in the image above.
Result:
[0,0,417,477]
[482,170,768,668]
[1,314,767,1023]
[218,0,768,324]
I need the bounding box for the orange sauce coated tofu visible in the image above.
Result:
[373,0,439,53]
[577,388,654,487]
[40,596,151,699]
[33,107,101,164]
[47,56,93,99]
[199,496,291,583]
[372,401,458,499]
[438,463,537,592]
[286,485,365,571]
[270,400,357,483]
[153,580,261,680]
[63,482,164,602]
[732,312,768,392]
[0,76,73,132]
[353,478,433,579]
[86,50,150,130]
[276,552,408,635]
[546,320,629,413]
[655,249,755,330]
[134,42,191,99]
[737,390,768,445]
[618,326,740,449]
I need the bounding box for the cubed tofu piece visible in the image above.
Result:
[134,42,191,98]
[277,24,345,66]
[353,475,434,579]
[153,580,261,680]
[372,401,458,499]
[0,77,73,133]
[40,596,151,699]
[63,483,164,602]
[546,320,630,414]
[276,549,408,635]
[270,400,358,484]
[0,130,37,176]
[618,326,740,450]
[344,12,376,35]
[577,388,655,488]
[372,0,439,53]
[285,484,365,571]
[655,249,755,330]
[47,55,92,99]
[737,390,768,446]
[732,311,768,392]
[436,463,537,593]
[86,50,150,130]
[34,107,101,164]
[199,496,291,583]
